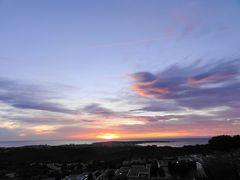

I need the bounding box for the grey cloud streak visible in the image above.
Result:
[129,59,240,109]
[0,77,76,114]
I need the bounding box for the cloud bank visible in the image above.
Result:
[129,59,240,109]
[0,59,240,140]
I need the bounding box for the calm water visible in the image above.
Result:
[0,137,210,147]
[138,137,210,147]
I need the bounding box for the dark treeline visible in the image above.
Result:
[209,135,240,151]
[0,144,207,164]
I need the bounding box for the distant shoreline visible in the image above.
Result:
[0,137,210,148]
[92,140,173,146]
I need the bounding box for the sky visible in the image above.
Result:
[0,0,240,141]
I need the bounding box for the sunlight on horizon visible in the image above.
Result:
[96,133,120,140]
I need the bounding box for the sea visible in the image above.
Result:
[0,137,210,147]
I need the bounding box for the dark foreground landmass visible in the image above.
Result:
[0,135,240,180]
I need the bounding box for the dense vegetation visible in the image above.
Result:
[208,135,240,151]
[0,143,209,164]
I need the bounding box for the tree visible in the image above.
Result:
[209,135,234,151]
[208,135,240,180]
[209,135,240,151]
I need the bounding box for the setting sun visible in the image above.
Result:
[96,134,119,140]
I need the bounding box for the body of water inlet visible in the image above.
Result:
[137,137,210,147]
[0,137,211,147]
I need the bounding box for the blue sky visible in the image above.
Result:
[0,0,240,140]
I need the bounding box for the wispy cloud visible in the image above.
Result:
[129,59,240,109]
[82,103,117,118]
[0,77,76,114]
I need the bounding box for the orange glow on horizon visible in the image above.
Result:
[96,133,119,140]
[117,131,191,139]
[67,131,192,140]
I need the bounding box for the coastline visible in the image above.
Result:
[0,137,210,148]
